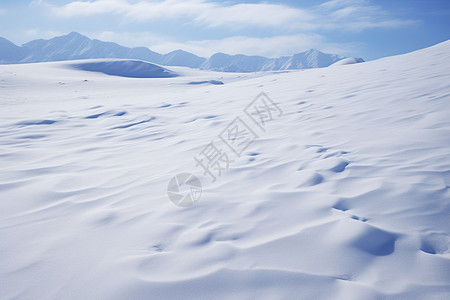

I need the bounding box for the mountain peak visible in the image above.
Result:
[305,49,320,54]
[0,36,29,62]
[68,31,83,37]
[65,32,90,41]
[0,34,359,71]
[0,36,17,46]
[168,49,190,54]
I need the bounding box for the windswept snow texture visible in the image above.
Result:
[71,60,178,78]
[0,41,450,300]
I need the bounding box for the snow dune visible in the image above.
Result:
[70,59,178,78]
[330,57,365,66]
[0,41,449,299]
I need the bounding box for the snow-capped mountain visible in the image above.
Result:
[0,32,363,71]
[161,50,206,68]
[0,37,29,63]
[21,32,163,63]
[202,49,348,72]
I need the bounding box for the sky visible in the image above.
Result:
[0,0,449,60]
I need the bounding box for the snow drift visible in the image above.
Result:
[0,40,449,299]
[70,59,178,78]
[330,57,365,66]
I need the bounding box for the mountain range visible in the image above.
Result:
[0,32,364,72]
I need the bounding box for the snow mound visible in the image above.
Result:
[70,59,178,78]
[330,57,365,66]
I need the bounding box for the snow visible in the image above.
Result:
[0,40,449,299]
[330,57,365,66]
[188,80,224,85]
[69,59,178,78]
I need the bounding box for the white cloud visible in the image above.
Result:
[30,0,51,7]
[25,0,416,58]
[193,3,314,30]
[124,0,216,21]
[43,0,415,31]
[23,29,65,41]
[320,0,371,9]
[51,0,129,17]
[317,0,418,31]
[89,31,167,47]
[49,0,312,30]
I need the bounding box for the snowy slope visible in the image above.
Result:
[0,40,449,299]
[70,59,179,78]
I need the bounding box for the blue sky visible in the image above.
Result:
[0,0,449,60]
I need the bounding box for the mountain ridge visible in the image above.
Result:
[0,32,364,72]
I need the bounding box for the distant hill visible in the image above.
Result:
[0,32,364,72]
